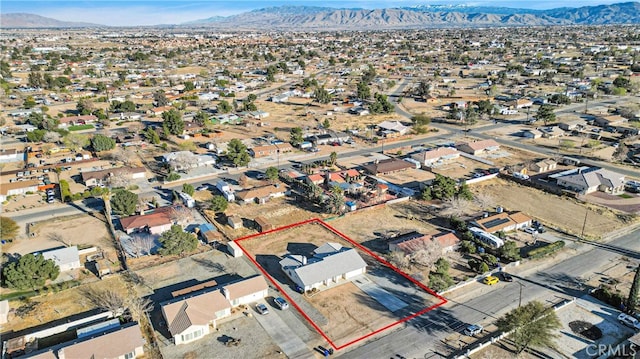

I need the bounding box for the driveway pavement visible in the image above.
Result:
[352,275,408,312]
[253,300,315,359]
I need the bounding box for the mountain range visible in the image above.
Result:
[3,2,640,29]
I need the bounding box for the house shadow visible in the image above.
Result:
[255,254,290,286]
[285,242,318,257]
[0,308,107,342]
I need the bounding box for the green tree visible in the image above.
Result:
[3,254,60,290]
[217,100,232,114]
[23,96,36,109]
[226,138,251,167]
[110,189,138,215]
[162,109,184,136]
[314,86,331,104]
[154,90,168,107]
[27,112,45,128]
[369,93,394,114]
[193,110,208,126]
[158,225,198,256]
[329,151,338,166]
[290,127,304,147]
[537,104,556,125]
[246,93,257,102]
[411,114,431,126]
[26,129,46,143]
[184,81,195,91]
[322,118,331,129]
[166,172,181,181]
[627,265,640,314]
[357,81,371,99]
[457,181,473,200]
[426,174,458,200]
[144,127,160,144]
[0,217,19,240]
[91,134,116,152]
[499,240,521,261]
[76,98,94,115]
[59,179,71,202]
[428,258,454,292]
[265,166,279,181]
[209,195,228,213]
[496,301,562,355]
[182,183,195,196]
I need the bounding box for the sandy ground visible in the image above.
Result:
[472,178,629,238]
[3,276,128,333]
[3,213,115,258]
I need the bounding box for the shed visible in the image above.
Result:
[254,216,273,232]
[227,215,243,229]
[227,241,243,258]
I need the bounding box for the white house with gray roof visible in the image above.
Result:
[556,167,625,195]
[40,246,80,272]
[279,243,367,292]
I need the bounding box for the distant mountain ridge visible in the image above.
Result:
[0,13,103,28]
[3,2,640,29]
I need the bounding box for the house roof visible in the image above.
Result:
[235,184,284,200]
[81,167,146,182]
[162,290,230,336]
[254,216,271,228]
[0,180,41,195]
[362,158,414,175]
[58,323,145,358]
[119,206,177,231]
[559,167,625,190]
[251,144,278,153]
[59,115,97,124]
[509,212,532,225]
[280,247,367,287]
[222,275,268,301]
[412,147,459,162]
[457,139,500,152]
[377,120,409,133]
[40,246,79,267]
[434,232,461,248]
[307,174,324,183]
[0,148,19,156]
[474,212,516,232]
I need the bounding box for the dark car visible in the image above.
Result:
[500,272,514,282]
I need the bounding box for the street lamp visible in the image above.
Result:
[516,281,526,308]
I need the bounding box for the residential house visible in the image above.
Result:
[559,118,587,131]
[81,167,146,187]
[0,180,40,201]
[119,206,184,235]
[0,148,24,163]
[249,110,270,119]
[471,212,532,233]
[509,98,533,109]
[388,231,460,255]
[58,115,97,128]
[530,159,557,173]
[161,276,268,345]
[279,243,367,292]
[522,129,543,139]
[362,158,415,175]
[216,180,235,202]
[162,151,216,171]
[556,167,625,195]
[595,114,628,128]
[149,106,173,117]
[40,246,81,272]
[411,147,460,167]
[24,323,146,359]
[235,184,286,204]
[275,142,294,154]
[541,127,565,139]
[250,144,278,158]
[456,139,500,156]
[377,120,409,138]
[197,223,221,244]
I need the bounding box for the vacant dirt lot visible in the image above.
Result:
[4,276,128,333]
[307,282,397,347]
[473,178,630,238]
[239,221,342,256]
[5,214,116,259]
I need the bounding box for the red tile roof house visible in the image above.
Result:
[57,115,98,128]
[388,231,460,255]
[456,139,500,156]
[235,184,286,204]
[161,276,268,345]
[249,144,278,158]
[119,205,185,235]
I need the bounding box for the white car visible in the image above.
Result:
[464,324,484,336]
[618,313,640,330]
[523,227,538,234]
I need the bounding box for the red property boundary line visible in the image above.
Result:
[234,218,448,351]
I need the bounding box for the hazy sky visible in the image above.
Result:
[2,0,627,26]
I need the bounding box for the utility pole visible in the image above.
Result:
[516,281,525,308]
[581,208,589,237]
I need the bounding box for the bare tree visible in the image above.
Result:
[47,232,71,247]
[108,170,132,189]
[124,296,154,321]
[388,251,411,270]
[170,152,197,172]
[170,205,193,226]
[129,234,155,257]
[407,240,442,268]
[474,192,495,211]
[441,197,473,218]
[43,131,61,143]
[81,287,126,316]
[110,147,136,166]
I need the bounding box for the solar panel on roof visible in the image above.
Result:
[482,217,511,229]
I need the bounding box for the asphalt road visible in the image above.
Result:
[339,226,640,359]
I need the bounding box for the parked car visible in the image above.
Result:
[196,185,209,191]
[256,303,269,315]
[523,227,538,234]
[464,324,484,336]
[500,272,513,282]
[256,173,266,180]
[618,313,640,330]
[482,276,499,285]
[273,297,289,310]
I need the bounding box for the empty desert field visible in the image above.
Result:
[473,178,631,238]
